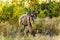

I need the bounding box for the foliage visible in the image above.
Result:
[0,1,60,22]
[39,2,60,18]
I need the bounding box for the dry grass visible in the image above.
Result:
[0,33,60,40]
[0,17,60,40]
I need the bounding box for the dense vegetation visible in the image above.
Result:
[0,1,60,23]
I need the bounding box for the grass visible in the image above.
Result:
[0,33,60,40]
[0,17,60,40]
